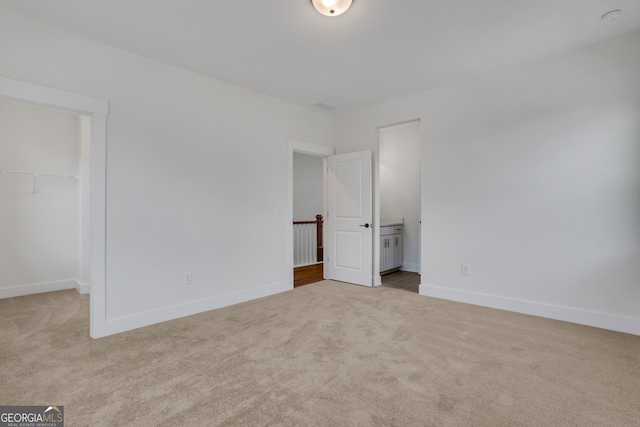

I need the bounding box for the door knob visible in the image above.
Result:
[359,223,370,228]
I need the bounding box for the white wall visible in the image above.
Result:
[336,30,640,335]
[379,121,421,272]
[0,98,80,297]
[292,152,324,221]
[0,8,334,335]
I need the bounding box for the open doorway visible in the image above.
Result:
[287,139,334,288]
[287,140,374,289]
[292,152,324,287]
[0,99,90,298]
[378,120,421,292]
[0,76,108,338]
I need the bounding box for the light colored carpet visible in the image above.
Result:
[1,280,639,426]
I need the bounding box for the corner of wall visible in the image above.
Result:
[75,280,90,295]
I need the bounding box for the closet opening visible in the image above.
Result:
[0,76,108,338]
[0,99,91,299]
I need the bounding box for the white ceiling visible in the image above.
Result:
[1,0,639,114]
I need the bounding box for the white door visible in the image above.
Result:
[325,151,373,287]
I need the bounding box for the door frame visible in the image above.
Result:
[287,139,334,287]
[377,119,422,277]
[0,76,109,338]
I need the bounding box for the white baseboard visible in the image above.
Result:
[91,280,292,338]
[373,274,382,286]
[400,263,419,273]
[75,280,90,294]
[0,279,78,299]
[419,284,640,336]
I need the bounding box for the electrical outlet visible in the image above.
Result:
[184,272,193,286]
[461,264,471,276]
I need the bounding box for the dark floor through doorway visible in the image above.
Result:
[380,271,420,293]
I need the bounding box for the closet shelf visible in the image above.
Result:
[1,169,78,179]
[1,169,79,196]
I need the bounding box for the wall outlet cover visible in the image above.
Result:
[461,264,471,276]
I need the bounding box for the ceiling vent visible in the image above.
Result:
[314,102,336,111]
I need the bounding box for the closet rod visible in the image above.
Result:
[1,169,78,179]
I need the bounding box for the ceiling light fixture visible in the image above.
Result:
[311,0,353,17]
[601,9,622,22]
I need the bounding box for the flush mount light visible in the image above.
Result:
[311,0,353,17]
[601,9,622,22]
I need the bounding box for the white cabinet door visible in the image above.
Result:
[394,233,403,269]
[380,234,395,271]
[380,225,403,273]
[380,235,389,273]
[380,227,394,272]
